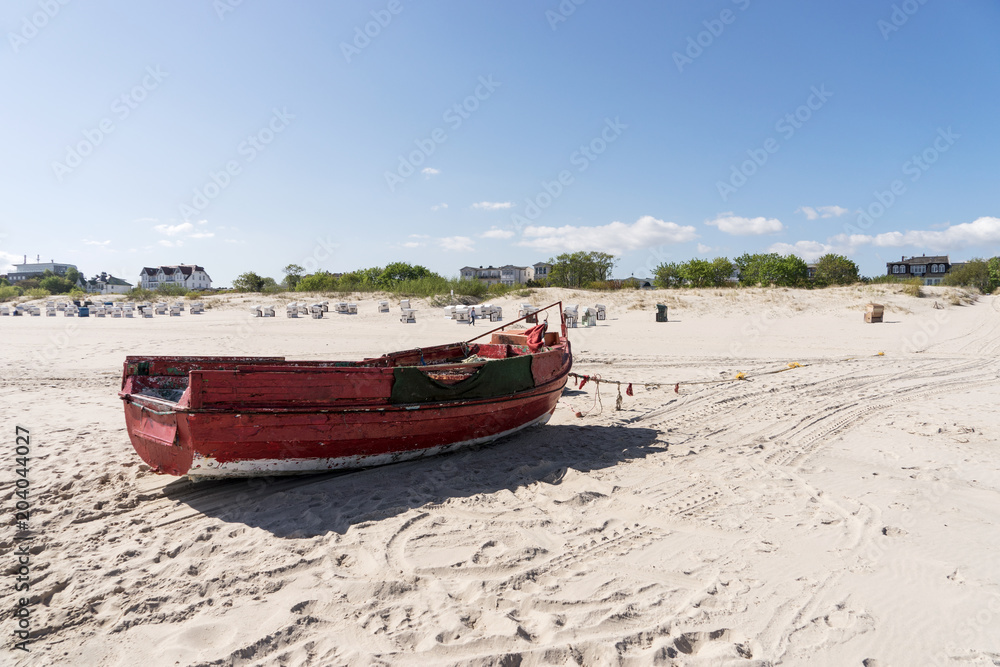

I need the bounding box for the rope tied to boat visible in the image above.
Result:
[566,352,887,415]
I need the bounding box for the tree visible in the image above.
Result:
[734,253,808,287]
[943,258,996,293]
[296,271,339,292]
[282,264,305,291]
[378,262,432,286]
[547,252,617,288]
[65,266,82,286]
[232,271,268,292]
[814,254,859,285]
[653,262,682,288]
[989,257,1000,293]
[39,274,75,294]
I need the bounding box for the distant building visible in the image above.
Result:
[83,272,132,294]
[459,266,502,285]
[500,265,529,286]
[139,265,212,290]
[8,255,78,283]
[806,263,818,279]
[460,262,553,285]
[530,262,552,282]
[886,255,952,286]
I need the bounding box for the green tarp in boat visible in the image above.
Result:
[389,355,535,404]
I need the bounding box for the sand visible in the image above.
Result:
[2,285,999,666]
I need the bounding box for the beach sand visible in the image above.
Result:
[2,285,999,665]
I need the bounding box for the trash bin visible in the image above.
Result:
[655,304,668,322]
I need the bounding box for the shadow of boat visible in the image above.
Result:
[161,423,661,537]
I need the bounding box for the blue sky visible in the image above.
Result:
[2,0,998,286]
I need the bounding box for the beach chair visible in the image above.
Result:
[262,306,275,317]
[490,305,502,322]
[297,303,309,317]
[400,299,411,310]
[335,302,349,314]
[400,308,416,323]
[319,301,329,313]
[442,305,456,319]
[173,301,185,312]
[111,307,122,318]
[56,301,67,312]
[0,305,9,316]
[28,306,41,316]
[865,303,884,323]
[93,306,106,317]
[140,306,153,318]
[286,303,299,318]
[563,305,578,328]
[347,303,358,314]
[378,300,389,313]
[655,304,668,322]
[251,306,263,317]
[45,306,56,316]
[64,306,77,317]
[310,304,324,319]
[596,304,606,321]
[169,304,181,317]
[190,302,204,314]
[454,306,470,324]
[583,307,597,327]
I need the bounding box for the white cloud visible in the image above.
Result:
[823,217,1000,252]
[518,215,698,254]
[196,219,208,225]
[83,239,111,246]
[431,203,448,211]
[0,250,21,272]
[472,201,514,211]
[409,233,430,239]
[706,213,784,236]
[154,222,194,236]
[438,236,475,252]
[422,167,440,176]
[158,239,182,248]
[696,243,712,254]
[798,205,849,220]
[768,240,833,262]
[870,216,1000,249]
[480,227,515,240]
[224,239,246,245]
[402,241,425,248]
[188,232,215,239]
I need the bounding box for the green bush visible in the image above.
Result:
[864,274,902,285]
[0,285,20,302]
[156,284,189,297]
[126,287,157,301]
[39,275,75,294]
[23,288,50,299]
[902,277,923,297]
[943,258,999,293]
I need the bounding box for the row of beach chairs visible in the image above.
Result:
[0,301,202,318]
[443,304,503,323]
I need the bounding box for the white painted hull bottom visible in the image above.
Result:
[186,410,554,481]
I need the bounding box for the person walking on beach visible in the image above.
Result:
[470,308,476,326]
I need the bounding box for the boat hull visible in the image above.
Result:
[122,377,566,480]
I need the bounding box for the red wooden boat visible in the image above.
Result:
[119,302,571,480]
